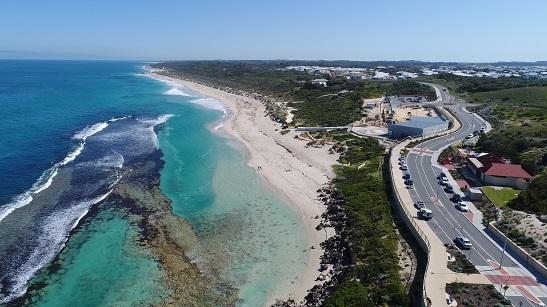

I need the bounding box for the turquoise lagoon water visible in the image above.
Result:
[0,61,308,306]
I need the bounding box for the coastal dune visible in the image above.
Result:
[149,72,338,305]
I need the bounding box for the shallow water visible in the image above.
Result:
[25,208,165,307]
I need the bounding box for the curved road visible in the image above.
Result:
[405,84,547,306]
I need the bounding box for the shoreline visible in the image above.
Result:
[148,72,338,305]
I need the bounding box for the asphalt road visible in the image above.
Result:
[404,85,547,306]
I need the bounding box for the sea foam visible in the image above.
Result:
[2,190,116,304]
[164,88,191,96]
[0,119,116,223]
[190,98,228,114]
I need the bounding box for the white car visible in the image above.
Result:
[456,202,469,212]
[466,133,474,139]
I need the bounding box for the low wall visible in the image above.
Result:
[488,222,547,279]
[389,141,431,307]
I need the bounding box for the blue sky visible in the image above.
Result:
[1,0,546,62]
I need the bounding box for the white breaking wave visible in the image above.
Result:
[190,98,228,114]
[73,122,109,141]
[2,190,115,303]
[164,87,191,96]
[0,118,122,223]
[137,114,174,148]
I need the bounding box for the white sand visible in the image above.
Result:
[148,73,339,305]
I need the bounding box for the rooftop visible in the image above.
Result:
[485,163,532,179]
[391,116,446,129]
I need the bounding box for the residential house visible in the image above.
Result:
[466,153,532,189]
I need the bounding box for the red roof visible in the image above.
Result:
[484,163,532,179]
[476,153,504,169]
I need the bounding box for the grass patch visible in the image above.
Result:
[481,187,520,208]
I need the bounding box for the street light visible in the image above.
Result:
[499,235,508,270]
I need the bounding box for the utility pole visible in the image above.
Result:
[499,236,508,270]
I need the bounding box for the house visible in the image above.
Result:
[466,153,532,189]
[311,78,328,87]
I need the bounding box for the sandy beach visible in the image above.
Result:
[148,72,338,305]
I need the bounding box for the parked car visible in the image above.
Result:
[399,161,407,166]
[414,201,425,209]
[400,165,408,170]
[473,130,479,136]
[452,194,462,202]
[399,156,406,161]
[466,133,474,139]
[418,208,433,220]
[454,236,472,250]
[404,179,414,186]
[480,127,486,133]
[456,202,469,212]
[444,184,454,193]
[402,173,411,180]
[440,176,449,185]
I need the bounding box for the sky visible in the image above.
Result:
[1,0,546,62]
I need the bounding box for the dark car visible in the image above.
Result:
[402,173,411,180]
[444,185,454,193]
[452,194,462,202]
[454,236,472,250]
[404,179,414,186]
[400,165,408,170]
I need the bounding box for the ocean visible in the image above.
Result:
[0,60,308,306]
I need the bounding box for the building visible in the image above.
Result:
[311,78,328,87]
[466,153,532,189]
[388,116,448,138]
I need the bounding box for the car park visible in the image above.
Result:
[454,236,472,250]
[456,202,469,212]
[418,208,433,220]
[414,201,425,209]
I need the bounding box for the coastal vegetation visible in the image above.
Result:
[427,73,547,94]
[445,283,512,306]
[387,80,437,101]
[469,87,547,214]
[323,135,409,306]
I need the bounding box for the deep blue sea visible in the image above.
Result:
[0,60,308,306]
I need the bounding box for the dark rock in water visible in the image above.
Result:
[273,185,350,307]
[109,149,238,306]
